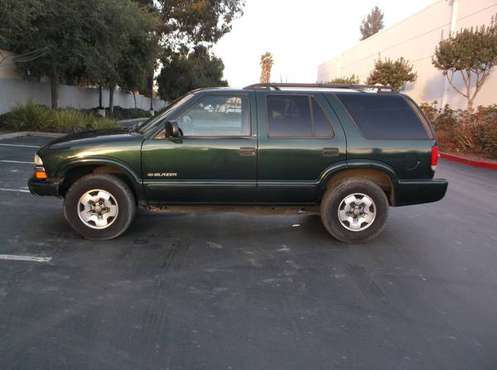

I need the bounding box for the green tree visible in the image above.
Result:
[367,57,417,91]
[85,0,160,112]
[0,0,159,109]
[157,46,227,101]
[145,0,244,109]
[433,19,497,111]
[112,1,160,112]
[330,74,360,84]
[158,0,244,48]
[360,6,384,40]
[1,0,89,108]
[0,0,244,110]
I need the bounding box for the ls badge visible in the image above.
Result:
[147,172,178,178]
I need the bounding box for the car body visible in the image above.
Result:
[29,83,448,241]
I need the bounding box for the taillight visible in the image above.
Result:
[431,145,439,171]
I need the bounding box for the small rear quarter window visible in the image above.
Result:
[336,93,431,140]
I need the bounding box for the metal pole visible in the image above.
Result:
[441,0,459,108]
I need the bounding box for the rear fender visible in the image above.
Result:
[319,160,399,203]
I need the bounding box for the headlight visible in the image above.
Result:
[33,154,47,180]
[34,154,43,166]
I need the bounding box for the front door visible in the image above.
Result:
[256,92,347,203]
[142,92,257,204]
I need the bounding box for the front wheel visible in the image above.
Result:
[320,178,388,243]
[64,174,136,240]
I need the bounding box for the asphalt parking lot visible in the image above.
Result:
[1,135,497,370]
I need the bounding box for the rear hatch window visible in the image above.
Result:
[335,93,432,140]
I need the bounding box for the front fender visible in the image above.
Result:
[57,157,141,184]
[56,158,144,202]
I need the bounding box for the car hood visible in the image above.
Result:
[43,128,143,150]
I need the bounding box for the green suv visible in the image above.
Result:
[29,83,448,242]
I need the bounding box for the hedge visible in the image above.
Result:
[0,102,118,133]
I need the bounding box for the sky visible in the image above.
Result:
[212,0,435,88]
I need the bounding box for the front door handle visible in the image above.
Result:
[239,147,256,157]
[322,147,339,157]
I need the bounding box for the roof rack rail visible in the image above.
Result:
[244,83,394,92]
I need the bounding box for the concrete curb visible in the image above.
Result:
[0,131,65,141]
[441,152,497,170]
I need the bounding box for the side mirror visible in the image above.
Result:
[165,121,181,138]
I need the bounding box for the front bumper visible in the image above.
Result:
[393,178,448,207]
[28,177,61,197]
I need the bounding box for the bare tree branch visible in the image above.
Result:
[447,71,468,98]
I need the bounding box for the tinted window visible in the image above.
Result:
[312,99,334,138]
[139,94,194,134]
[267,95,334,138]
[336,93,430,140]
[268,95,312,137]
[176,94,250,136]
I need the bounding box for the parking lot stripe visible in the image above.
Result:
[0,188,30,193]
[0,143,40,149]
[0,160,33,164]
[0,254,52,263]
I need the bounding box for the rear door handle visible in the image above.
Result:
[322,147,339,157]
[240,147,256,157]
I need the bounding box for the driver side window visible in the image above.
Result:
[176,94,250,137]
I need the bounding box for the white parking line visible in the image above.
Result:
[0,160,33,164]
[0,188,30,193]
[0,254,52,263]
[0,143,40,149]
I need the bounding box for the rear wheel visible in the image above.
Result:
[320,178,388,243]
[64,174,136,240]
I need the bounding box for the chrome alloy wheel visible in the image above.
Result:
[337,193,376,232]
[77,189,119,230]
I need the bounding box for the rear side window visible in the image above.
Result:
[336,93,430,140]
[312,99,334,138]
[267,95,334,138]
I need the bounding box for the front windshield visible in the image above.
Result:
[135,93,194,134]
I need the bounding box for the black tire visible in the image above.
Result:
[64,174,136,240]
[320,178,388,243]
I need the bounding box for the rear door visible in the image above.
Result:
[256,92,347,203]
[141,91,257,203]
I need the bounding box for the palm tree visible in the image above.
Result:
[260,52,274,84]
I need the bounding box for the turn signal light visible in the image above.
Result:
[35,170,48,180]
[431,145,439,171]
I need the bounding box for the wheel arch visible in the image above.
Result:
[319,161,398,205]
[58,159,143,203]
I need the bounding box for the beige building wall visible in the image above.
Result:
[317,0,497,109]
